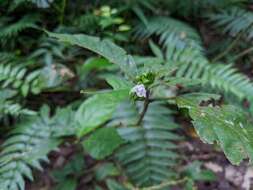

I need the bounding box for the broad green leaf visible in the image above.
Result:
[54,179,77,190]
[75,90,129,137]
[103,75,132,90]
[47,32,135,77]
[83,127,124,159]
[176,93,221,107]
[176,95,253,165]
[77,57,113,78]
[95,162,120,181]
[106,179,128,190]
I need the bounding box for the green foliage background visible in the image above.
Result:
[1,0,253,189]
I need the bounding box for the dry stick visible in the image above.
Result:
[136,90,150,125]
[211,33,242,63]
[232,46,253,61]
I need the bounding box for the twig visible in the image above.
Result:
[136,90,150,125]
[232,46,253,61]
[211,33,242,62]
[133,177,188,190]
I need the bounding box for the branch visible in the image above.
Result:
[136,90,150,125]
[232,46,253,61]
[211,33,242,62]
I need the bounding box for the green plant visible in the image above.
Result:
[0,106,75,190]
[2,1,253,190]
[47,32,253,188]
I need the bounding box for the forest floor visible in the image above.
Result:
[26,133,252,190]
[180,138,252,190]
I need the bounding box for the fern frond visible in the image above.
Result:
[0,106,75,190]
[156,0,246,17]
[207,7,253,40]
[176,61,253,104]
[73,13,99,32]
[135,16,207,69]
[0,89,32,118]
[0,15,38,43]
[112,101,180,187]
[135,16,203,53]
[0,101,35,118]
[30,0,54,8]
[7,0,53,12]
[135,15,253,111]
[0,63,44,96]
[0,119,58,190]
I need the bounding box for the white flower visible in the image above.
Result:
[131,84,147,98]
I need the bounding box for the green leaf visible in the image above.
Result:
[176,93,221,107]
[165,77,202,87]
[78,57,113,77]
[184,179,197,190]
[106,179,128,190]
[54,179,77,190]
[176,96,253,165]
[75,90,129,137]
[95,162,120,181]
[47,32,134,77]
[21,84,29,96]
[103,75,132,90]
[148,40,163,59]
[52,154,84,181]
[183,161,216,181]
[82,127,124,159]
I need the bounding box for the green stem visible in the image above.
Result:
[211,33,242,63]
[136,90,150,126]
[59,0,67,25]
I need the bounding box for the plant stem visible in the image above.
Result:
[136,90,150,125]
[211,33,242,62]
[133,177,187,190]
[232,46,253,61]
[59,0,67,25]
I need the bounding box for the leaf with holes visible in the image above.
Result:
[176,95,253,165]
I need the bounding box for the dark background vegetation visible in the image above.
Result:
[1,0,253,190]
